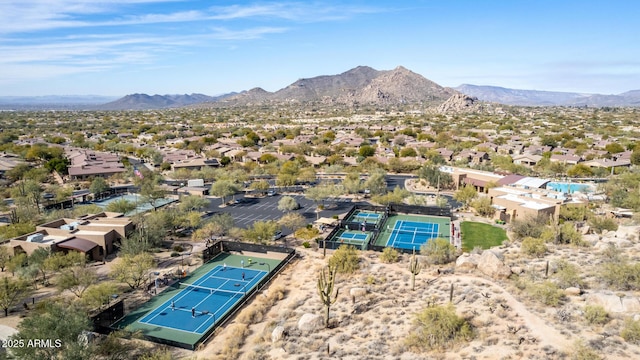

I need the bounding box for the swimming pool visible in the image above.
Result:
[546,182,593,194]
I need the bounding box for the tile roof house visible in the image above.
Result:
[513,154,543,167]
[66,149,126,180]
[5,212,133,261]
[550,154,582,165]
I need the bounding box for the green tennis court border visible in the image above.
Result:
[375,214,451,249]
[104,241,295,350]
[320,204,452,253]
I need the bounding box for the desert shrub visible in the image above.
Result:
[554,260,585,289]
[420,238,456,265]
[621,318,640,344]
[599,260,640,290]
[571,340,603,360]
[510,215,548,240]
[170,252,179,257]
[219,324,249,360]
[236,302,267,324]
[379,247,399,263]
[588,216,618,234]
[584,305,609,325]
[328,245,360,274]
[302,241,311,248]
[172,244,184,252]
[405,303,474,351]
[526,281,564,306]
[521,237,547,257]
[560,206,589,222]
[554,222,587,246]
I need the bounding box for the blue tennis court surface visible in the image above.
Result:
[353,212,381,219]
[138,265,266,334]
[339,232,369,241]
[386,220,440,250]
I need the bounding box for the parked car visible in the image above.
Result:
[272,231,283,240]
[267,190,277,196]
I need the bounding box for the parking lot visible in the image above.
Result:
[205,193,358,235]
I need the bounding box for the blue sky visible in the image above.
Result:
[1,0,638,96]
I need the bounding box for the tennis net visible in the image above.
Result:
[388,228,439,237]
[337,236,367,242]
[179,282,246,297]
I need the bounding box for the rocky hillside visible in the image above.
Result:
[216,66,457,107]
[436,93,482,113]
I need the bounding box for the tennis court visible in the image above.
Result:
[345,210,384,226]
[137,265,265,334]
[376,214,451,251]
[112,252,280,349]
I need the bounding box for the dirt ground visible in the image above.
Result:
[191,232,640,360]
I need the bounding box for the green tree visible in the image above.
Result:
[416,165,454,189]
[6,253,27,276]
[178,195,209,212]
[105,198,136,214]
[138,172,165,210]
[81,282,120,310]
[470,197,495,217]
[567,164,593,177]
[110,253,155,290]
[0,277,31,316]
[277,196,299,212]
[342,171,363,196]
[363,169,387,195]
[243,220,280,244]
[249,179,270,195]
[10,300,92,359]
[399,147,417,157]
[210,179,238,205]
[0,246,10,272]
[358,145,375,157]
[56,266,98,298]
[278,212,306,233]
[453,185,477,209]
[28,248,51,286]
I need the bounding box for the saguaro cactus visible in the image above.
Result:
[317,264,339,327]
[409,250,422,291]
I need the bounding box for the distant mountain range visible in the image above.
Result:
[1,66,639,110]
[95,93,236,110]
[455,84,640,107]
[0,95,118,110]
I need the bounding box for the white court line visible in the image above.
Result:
[389,220,404,247]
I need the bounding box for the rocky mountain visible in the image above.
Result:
[436,93,482,113]
[455,84,640,107]
[216,66,456,106]
[97,93,236,110]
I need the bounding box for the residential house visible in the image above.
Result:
[6,212,133,260]
[513,154,543,167]
[66,149,126,180]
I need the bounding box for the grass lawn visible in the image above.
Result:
[460,221,508,252]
